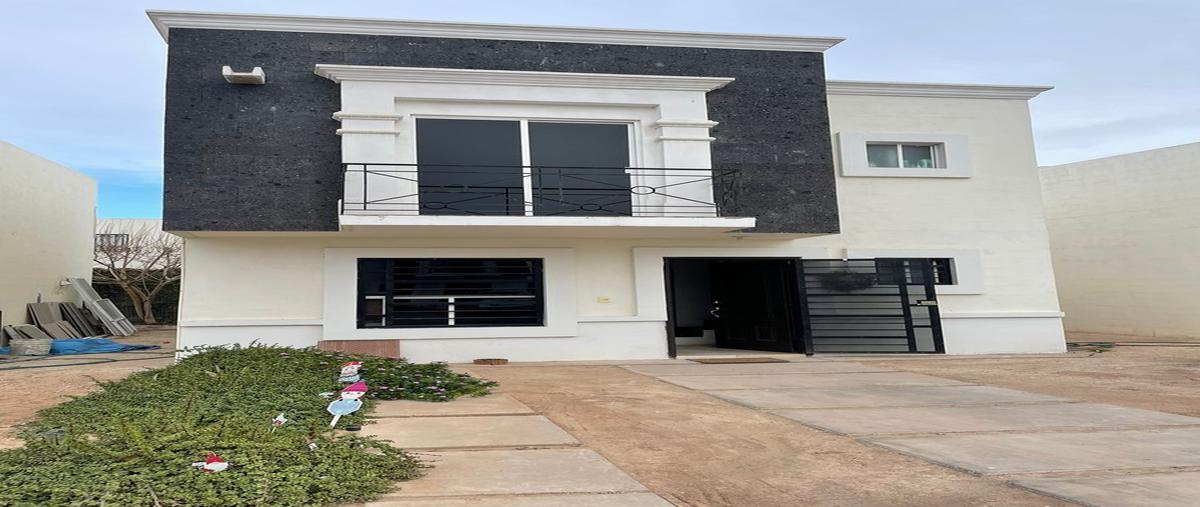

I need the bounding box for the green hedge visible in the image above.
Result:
[0,345,495,506]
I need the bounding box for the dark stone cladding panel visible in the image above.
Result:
[163,28,839,233]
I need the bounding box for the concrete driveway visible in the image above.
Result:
[625,360,1200,507]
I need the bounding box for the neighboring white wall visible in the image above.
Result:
[175,85,1066,359]
[1041,142,1200,339]
[0,141,97,327]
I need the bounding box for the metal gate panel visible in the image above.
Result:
[799,259,944,354]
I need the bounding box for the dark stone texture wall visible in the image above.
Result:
[163,28,839,233]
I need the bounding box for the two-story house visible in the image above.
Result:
[150,10,1065,361]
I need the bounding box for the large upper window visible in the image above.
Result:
[415,118,631,216]
[866,143,943,169]
[357,258,544,328]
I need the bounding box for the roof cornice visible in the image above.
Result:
[826,80,1053,100]
[315,65,735,92]
[146,10,844,52]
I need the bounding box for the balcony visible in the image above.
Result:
[338,163,755,237]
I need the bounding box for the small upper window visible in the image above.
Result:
[96,233,130,248]
[866,143,943,169]
[875,258,955,286]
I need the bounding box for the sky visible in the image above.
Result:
[1,0,1197,218]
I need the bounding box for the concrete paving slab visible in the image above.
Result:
[365,415,578,450]
[388,449,648,497]
[372,394,533,418]
[365,492,672,506]
[870,427,1200,475]
[623,361,890,376]
[709,385,1069,409]
[772,403,1200,436]
[656,371,968,391]
[1012,471,1200,507]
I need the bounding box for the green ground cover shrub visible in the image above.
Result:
[359,358,496,402]
[0,345,496,506]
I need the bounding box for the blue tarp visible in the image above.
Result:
[0,338,160,356]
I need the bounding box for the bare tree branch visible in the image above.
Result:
[94,222,182,324]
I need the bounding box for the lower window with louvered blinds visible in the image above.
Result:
[356,258,545,329]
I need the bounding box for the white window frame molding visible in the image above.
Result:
[402,111,646,217]
[837,132,972,178]
[843,248,984,295]
[319,64,732,221]
[323,247,577,340]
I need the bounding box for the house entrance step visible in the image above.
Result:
[657,371,968,390]
[622,361,891,376]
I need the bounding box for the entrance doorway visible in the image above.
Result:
[664,257,946,356]
[664,258,802,355]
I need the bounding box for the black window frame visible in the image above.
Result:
[356,258,546,329]
[875,258,955,286]
[929,258,955,286]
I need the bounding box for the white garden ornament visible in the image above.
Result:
[338,361,363,383]
[326,381,367,427]
[271,412,287,432]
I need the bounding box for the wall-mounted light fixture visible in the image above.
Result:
[222,66,265,85]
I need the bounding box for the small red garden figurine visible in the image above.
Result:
[193,452,228,473]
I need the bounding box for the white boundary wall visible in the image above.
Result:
[1041,142,1200,339]
[0,141,96,328]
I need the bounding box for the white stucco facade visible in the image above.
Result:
[175,85,1066,361]
[0,141,97,328]
[1041,142,1200,339]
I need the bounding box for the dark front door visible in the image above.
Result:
[710,260,798,352]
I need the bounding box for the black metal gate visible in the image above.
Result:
[798,259,945,354]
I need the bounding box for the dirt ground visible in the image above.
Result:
[467,364,1072,507]
[0,327,176,449]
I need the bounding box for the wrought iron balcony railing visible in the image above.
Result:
[341,163,736,218]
